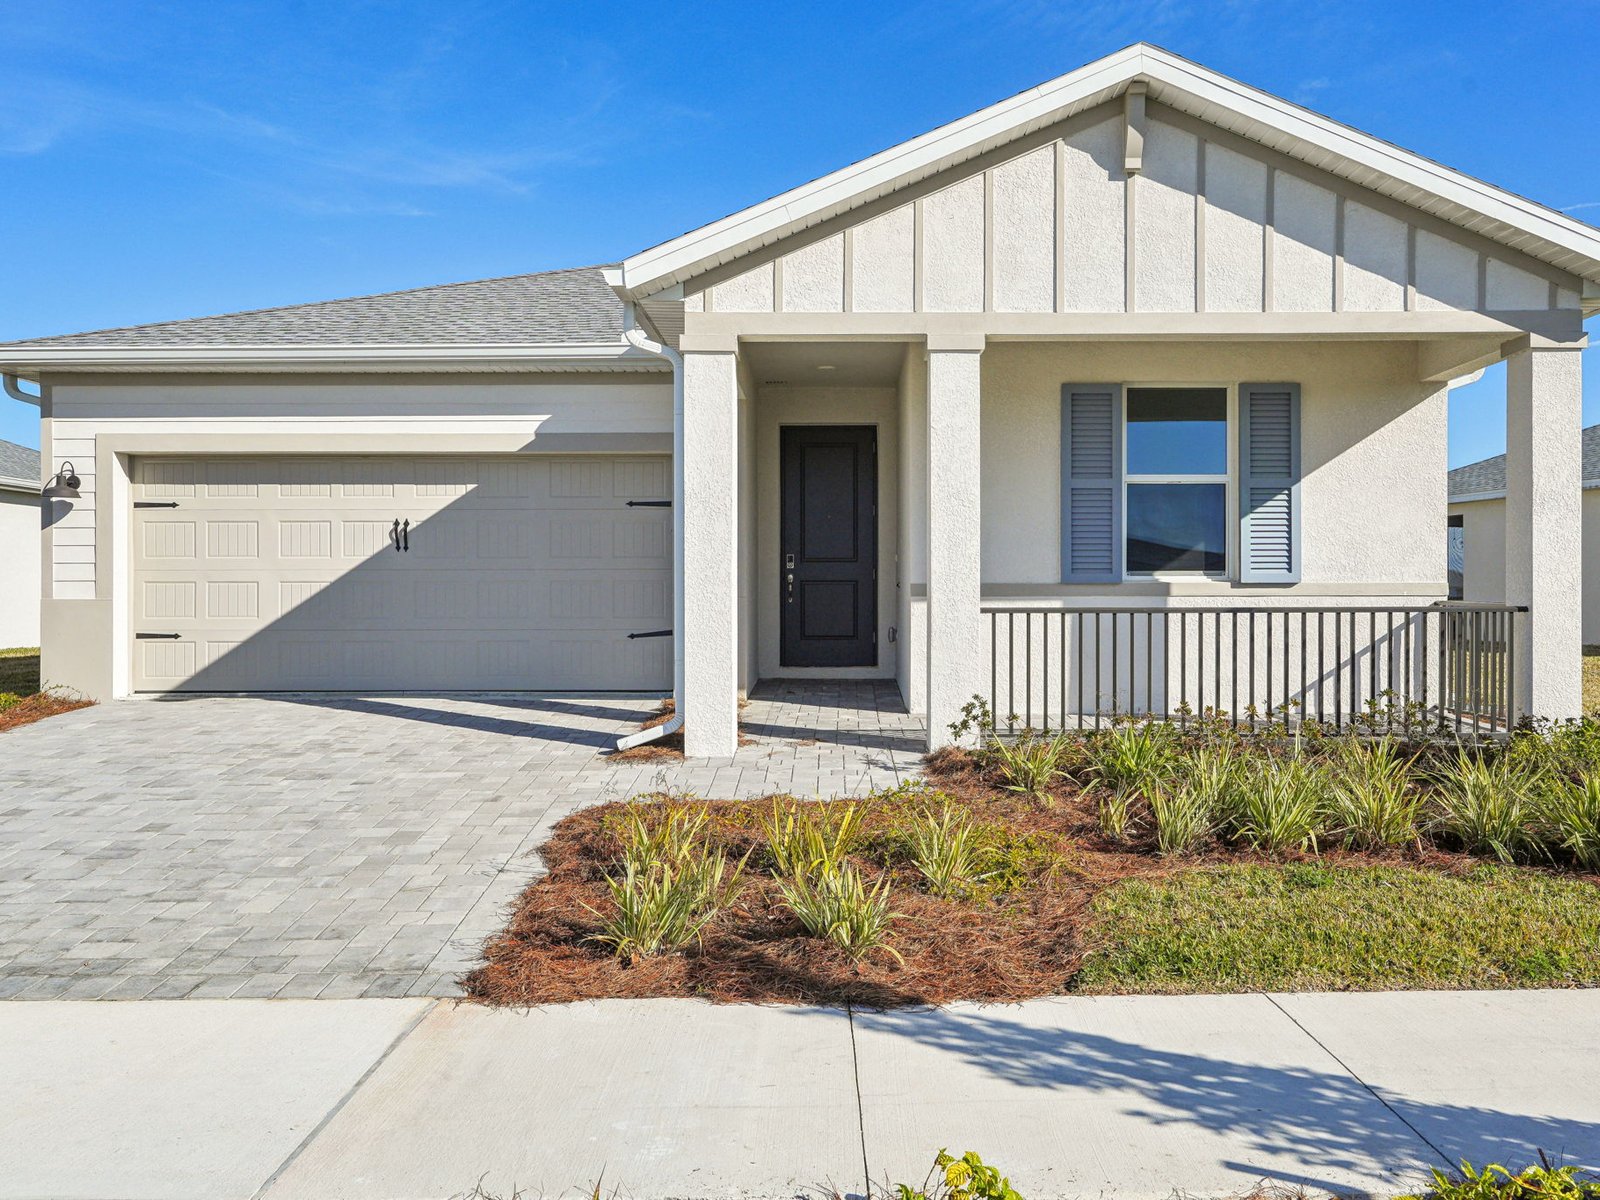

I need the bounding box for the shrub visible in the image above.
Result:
[0,692,20,712]
[1431,752,1546,863]
[1085,722,1177,796]
[893,1150,1025,1200]
[1225,757,1329,855]
[1540,775,1600,871]
[1403,1159,1600,1200]
[1147,780,1215,856]
[906,804,988,898]
[613,803,710,874]
[987,730,1075,800]
[587,849,745,962]
[777,863,903,963]
[760,800,864,877]
[1326,737,1422,850]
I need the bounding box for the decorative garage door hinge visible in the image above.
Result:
[135,633,181,640]
[134,501,180,509]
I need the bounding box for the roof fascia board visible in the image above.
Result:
[0,343,662,370]
[0,474,37,493]
[1450,481,1600,505]
[622,43,1600,296]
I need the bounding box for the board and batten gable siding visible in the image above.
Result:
[683,104,1582,318]
[41,375,673,602]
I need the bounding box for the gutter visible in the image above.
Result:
[0,343,670,373]
[613,310,686,752]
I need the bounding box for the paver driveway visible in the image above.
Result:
[0,685,923,1000]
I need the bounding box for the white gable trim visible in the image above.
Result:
[619,44,1600,299]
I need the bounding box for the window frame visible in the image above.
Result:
[1121,382,1236,580]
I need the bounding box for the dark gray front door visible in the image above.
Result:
[780,425,877,668]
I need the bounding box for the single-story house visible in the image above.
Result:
[0,437,42,649]
[0,44,1596,755]
[1449,425,1600,644]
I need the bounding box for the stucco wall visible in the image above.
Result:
[1452,489,1600,644]
[0,488,41,649]
[976,340,1446,594]
[687,103,1581,319]
[39,372,673,698]
[752,385,900,681]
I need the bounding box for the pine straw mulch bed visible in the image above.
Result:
[0,691,94,732]
[463,748,1516,1008]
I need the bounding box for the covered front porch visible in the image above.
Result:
[670,328,1581,757]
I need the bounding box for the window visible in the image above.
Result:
[1124,387,1228,575]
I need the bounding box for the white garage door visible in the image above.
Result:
[131,455,672,692]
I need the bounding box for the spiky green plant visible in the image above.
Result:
[986,729,1076,800]
[1431,752,1546,863]
[586,847,746,962]
[760,799,864,877]
[1226,757,1330,855]
[1539,774,1600,871]
[1085,722,1178,797]
[906,804,988,898]
[614,803,710,874]
[1326,737,1423,850]
[777,863,903,963]
[1147,780,1215,855]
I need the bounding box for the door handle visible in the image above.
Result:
[401,519,410,552]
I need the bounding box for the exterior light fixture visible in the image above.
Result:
[42,462,81,501]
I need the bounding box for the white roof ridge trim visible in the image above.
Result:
[620,43,1600,294]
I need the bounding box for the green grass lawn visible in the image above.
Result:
[0,647,40,696]
[1075,863,1600,994]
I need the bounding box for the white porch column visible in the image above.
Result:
[1504,336,1585,720]
[681,345,741,757]
[925,336,986,748]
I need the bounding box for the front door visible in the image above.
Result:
[780,425,877,668]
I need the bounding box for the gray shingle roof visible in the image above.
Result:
[1448,424,1600,500]
[0,265,624,349]
[0,439,40,486]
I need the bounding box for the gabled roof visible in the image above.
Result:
[1449,424,1600,502]
[0,265,623,351]
[0,438,40,491]
[617,43,1600,300]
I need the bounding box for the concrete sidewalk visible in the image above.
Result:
[2,991,1596,1200]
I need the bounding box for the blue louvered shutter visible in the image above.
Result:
[1239,383,1301,583]
[1060,384,1124,582]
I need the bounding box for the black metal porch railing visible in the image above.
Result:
[982,602,1525,737]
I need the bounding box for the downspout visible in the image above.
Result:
[3,373,46,406]
[615,311,686,751]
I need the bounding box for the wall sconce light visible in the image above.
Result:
[41,462,81,501]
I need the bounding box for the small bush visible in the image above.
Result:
[0,692,21,712]
[1084,722,1178,796]
[777,863,903,962]
[906,804,988,898]
[1431,752,1546,863]
[893,1150,1025,1200]
[1540,775,1600,871]
[1097,789,1137,842]
[1225,757,1329,855]
[1148,780,1215,856]
[1326,737,1422,850]
[612,803,709,874]
[586,849,745,962]
[986,730,1076,800]
[1403,1159,1600,1200]
[760,800,864,877]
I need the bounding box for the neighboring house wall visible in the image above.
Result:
[39,373,672,698]
[0,487,41,649]
[1452,490,1600,644]
[686,105,1578,320]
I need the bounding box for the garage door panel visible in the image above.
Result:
[131,454,672,692]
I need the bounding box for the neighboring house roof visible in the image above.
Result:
[1448,425,1600,502]
[0,438,40,493]
[0,265,622,350]
[617,42,1600,298]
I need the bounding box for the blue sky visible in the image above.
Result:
[0,0,1595,467]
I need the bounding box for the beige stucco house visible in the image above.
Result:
[0,437,41,650]
[0,44,1595,754]
[1449,426,1600,645]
